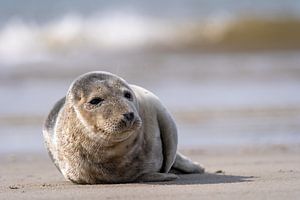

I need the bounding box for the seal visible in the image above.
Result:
[43,71,204,184]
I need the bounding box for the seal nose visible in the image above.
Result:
[123,112,135,122]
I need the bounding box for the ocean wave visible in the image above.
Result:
[1,12,300,64]
[0,13,171,64]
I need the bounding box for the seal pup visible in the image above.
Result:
[43,71,204,184]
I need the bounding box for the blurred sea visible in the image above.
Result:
[1,0,300,153]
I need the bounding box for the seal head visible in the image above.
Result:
[68,72,141,143]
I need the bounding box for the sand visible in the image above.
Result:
[1,145,299,200]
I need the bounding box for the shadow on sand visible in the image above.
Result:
[36,173,255,187]
[148,173,255,185]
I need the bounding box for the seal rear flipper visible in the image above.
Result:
[43,97,66,172]
[171,152,205,174]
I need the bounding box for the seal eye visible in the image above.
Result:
[89,97,103,105]
[124,91,132,100]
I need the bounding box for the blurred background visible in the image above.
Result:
[0,0,300,154]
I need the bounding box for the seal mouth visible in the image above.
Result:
[106,120,142,143]
[94,118,142,142]
[111,118,142,141]
[121,118,142,132]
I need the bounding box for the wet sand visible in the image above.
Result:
[1,145,299,200]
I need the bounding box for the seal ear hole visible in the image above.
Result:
[89,97,104,105]
[124,91,132,100]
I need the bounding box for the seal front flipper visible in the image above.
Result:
[131,84,178,174]
[43,97,65,172]
[155,97,204,174]
[137,173,178,182]
[156,102,178,173]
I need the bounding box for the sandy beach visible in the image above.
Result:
[1,1,300,199]
[1,145,299,200]
[1,52,299,199]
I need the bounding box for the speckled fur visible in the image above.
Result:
[43,71,204,184]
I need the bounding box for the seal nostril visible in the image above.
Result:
[123,112,134,122]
